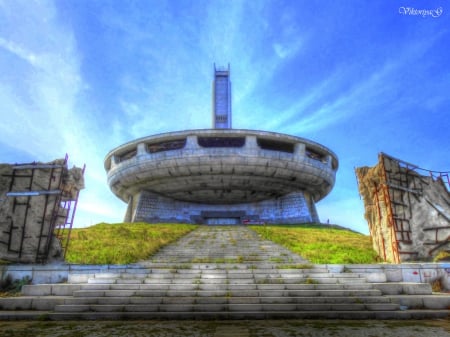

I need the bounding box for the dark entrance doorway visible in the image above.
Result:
[201,211,245,225]
[205,218,241,225]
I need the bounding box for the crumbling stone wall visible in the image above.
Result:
[356,153,450,263]
[0,159,84,263]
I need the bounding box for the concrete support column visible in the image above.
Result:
[294,143,306,165]
[105,157,114,171]
[123,195,133,222]
[185,135,197,149]
[294,143,306,156]
[111,155,119,168]
[137,143,147,156]
[246,135,258,150]
[326,155,332,168]
[308,194,320,223]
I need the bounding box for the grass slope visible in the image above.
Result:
[251,224,378,264]
[64,223,197,264]
[63,223,378,265]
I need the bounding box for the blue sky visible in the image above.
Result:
[0,0,448,234]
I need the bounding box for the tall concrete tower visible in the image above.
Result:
[213,64,232,129]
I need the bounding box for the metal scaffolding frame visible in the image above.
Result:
[54,163,85,259]
[361,152,450,263]
[379,153,419,263]
[3,154,84,263]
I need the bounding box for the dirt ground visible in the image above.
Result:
[0,319,449,337]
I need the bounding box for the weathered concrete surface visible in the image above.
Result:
[2,262,450,289]
[105,129,338,224]
[0,159,84,263]
[1,227,449,321]
[133,191,318,224]
[356,153,450,263]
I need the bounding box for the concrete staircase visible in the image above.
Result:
[0,226,449,320]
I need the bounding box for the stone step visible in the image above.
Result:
[68,270,342,284]
[71,289,384,298]
[259,283,374,290]
[0,296,70,311]
[388,295,450,310]
[72,268,340,276]
[53,302,401,313]
[22,282,420,296]
[372,283,432,295]
[83,277,370,286]
[67,275,373,288]
[77,270,368,280]
[43,309,450,320]
[22,282,378,297]
[137,265,330,273]
[2,294,449,314]
[67,269,339,283]
[61,295,395,306]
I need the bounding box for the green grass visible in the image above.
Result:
[62,222,377,265]
[250,224,379,264]
[63,223,197,264]
[0,276,31,297]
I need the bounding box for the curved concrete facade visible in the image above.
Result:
[104,129,338,224]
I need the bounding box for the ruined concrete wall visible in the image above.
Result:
[356,164,397,263]
[408,177,450,258]
[0,159,84,263]
[356,154,450,263]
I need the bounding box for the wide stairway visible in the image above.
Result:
[0,226,449,320]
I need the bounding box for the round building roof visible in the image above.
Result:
[104,129,338,205]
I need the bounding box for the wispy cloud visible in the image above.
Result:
[0,1,83,157]
[262,70,343,131]
[0,37,40,67]
[97,0,283,139]
[266,31,445,137]
[272,11,305,59]
[94,2,218,138]
[0,0,124,227]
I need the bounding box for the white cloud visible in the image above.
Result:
[0,2,83,157]
[268,60,397,135]
[0,37,40,67]
[77,190,125,224]
[0,1,121,228]
[272,9,304,59]
[273,43,299,59]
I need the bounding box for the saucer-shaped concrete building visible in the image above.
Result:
[105,66,338,224]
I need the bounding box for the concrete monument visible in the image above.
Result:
[105,66,338,224]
